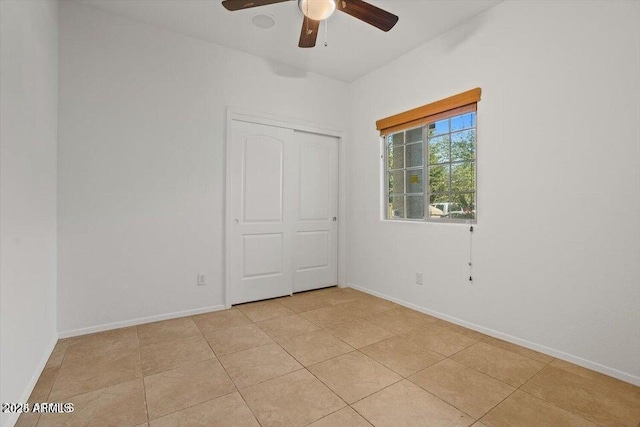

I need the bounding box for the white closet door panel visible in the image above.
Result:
[293,131,339,293]
[296,230,330,271]
[299,143,330,220]
[229,121,294,304]
[243,137,283,222]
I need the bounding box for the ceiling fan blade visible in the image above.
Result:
[335,0,398,32]
[299,16,320,48]
[222,0,289,11]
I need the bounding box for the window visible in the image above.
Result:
[378,88,480,223]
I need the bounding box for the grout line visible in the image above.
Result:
[301,406,347,427]
[145,389,242,424]
[348,404,375,426]
[135,327,151,424]
[200,326,264,427]
[470,355,558,423]
[265,317,353,421]
[140,328,236,422]
[507,357,605,420]
[29,351,64,427]
[346,369,405,407]
[57,339,72,367]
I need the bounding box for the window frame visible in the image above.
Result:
[382,108,478,224]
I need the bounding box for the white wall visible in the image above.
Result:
[0,1,59,426]
[347,0,640,383]
[57,3,349,335]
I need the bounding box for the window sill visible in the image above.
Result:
[383,218,476,225]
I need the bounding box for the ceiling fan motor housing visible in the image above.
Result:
[298,0,336,21]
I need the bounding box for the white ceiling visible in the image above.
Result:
[79,0,501,82]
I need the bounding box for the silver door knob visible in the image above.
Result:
[234,219,239,224]
[333,217,337,222]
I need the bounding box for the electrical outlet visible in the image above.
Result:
[197,273,206,286]
[415,272,423,285]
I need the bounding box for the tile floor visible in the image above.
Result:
[17,286,640,427]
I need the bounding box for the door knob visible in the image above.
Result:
[234,219,239,224]
[333,217,337,222]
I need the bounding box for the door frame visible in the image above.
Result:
[224,107,347,309]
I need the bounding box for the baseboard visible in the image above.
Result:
[58,305,226,339]
[346,282,640,387]
[3,333,58,427]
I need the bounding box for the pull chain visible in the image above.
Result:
[324,18,329,47]
[469,225,474,283]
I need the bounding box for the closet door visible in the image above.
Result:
[228,121,339,304]
[292,131,339,292]
[228,121,295,305]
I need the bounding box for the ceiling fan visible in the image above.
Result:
[222,0,399,48]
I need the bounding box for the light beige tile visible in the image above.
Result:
[300,305,362,328]
[63,327,139,363]
[401,322,451,338]
[149,392,259,427]
[332,288,374,298]
[404,309,441,324]
[549,359,640,398]
[325,319,394,349]
[482,337,553,364]
[409,359,515,419]
[481,390,597,427]
[320,288,362,305]
[341,287,376,299]
[218,343,302,389]
[29,366,59,401]
[144,358,235,419]
[46,341,71,368]
[451,342,546,387]
[361,335,445,377]
[276,330,354,366]
[308,351,402,404]
[255,314,320,339]
[407,330,480,357]
[204,323,273,356]
[137,317,201,346]
[38,379,147,427]
[363,308,435,334]
[240,369,345,427]
[334,298,399,318]
[15,412,39,427]
[277,293,333,313]
[353,380,474,427]
[308,407,372,427]
[192,309,252,335]
[140,334,215,376]
[236,300,295,322]
[49,348,142,400]
[436,320,487,341]
[520,365,640,426]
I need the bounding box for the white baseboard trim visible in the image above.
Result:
[4,334,58,427]
[58,305,226,339]
[346,282,640,387]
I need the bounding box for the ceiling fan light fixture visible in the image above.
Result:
[298,0,336,21]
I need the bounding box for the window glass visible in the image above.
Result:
[384,109,476,223]
[406,143,423,168]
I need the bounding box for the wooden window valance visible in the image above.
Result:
[376,88,482,136]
